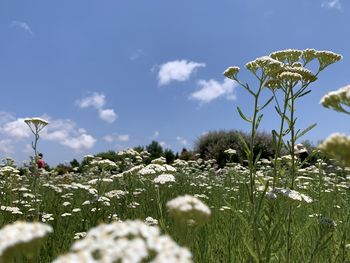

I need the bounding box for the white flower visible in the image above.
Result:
[153,174,176,185]
[144,217,158,226]
[319,133,350,166]
[53,220,192,263]
[268,188,313,203]
[320,85,350,114]
[166,195,211,226]
[0,221,52,261]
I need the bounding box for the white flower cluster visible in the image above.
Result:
[91,159,118,170]
[0,221,52,261]
[153,174,176,185]
[138,164,176,176]
[53,220,192,263]
[0,205,23,215]
[166,195,211,226]
[224,148,237,155]
[320,85,350,114]
[151,157,167,164]
[24,117,49,126]
[0,166,20,176]
[267,188,313,203]
[223,66,240,80]
[319,133,350,166]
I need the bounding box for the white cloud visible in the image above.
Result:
[10,21,34,36]
[189,78,238,104]
[98,109,117,123]
[152,131,160,140]
[62,134,96,152]
[176,136,188,146]
[159,141,170,148]
[322,0,342,9]
[158,60,205,86]
[41,118,96,152]
[77,92,118,124]
[103,134,129,143]
[77,92,106,109]
[0,139,14,154]
[1,118,31,140]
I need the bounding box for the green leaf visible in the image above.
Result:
[237,106,252,123]
[254,150,262,167]
[255,114,263,131]
[295,123,317,141]
[297,89,312,98]
[259,96,274,111]
[271,129,280,148]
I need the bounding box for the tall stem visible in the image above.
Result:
[286,86,296,263]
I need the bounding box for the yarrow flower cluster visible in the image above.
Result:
[320,85,350,114]
[0,221,53,262]
[319,133,350,166]
[53,220,192,263]
[223,66,240,80]
[166,195,211,226]
[153,173,176,185]
[266,188,313,203]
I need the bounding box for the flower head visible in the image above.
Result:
[166,195,211,226]
[319,133,350,166]
[223,66,240,80]
[270,49,303,64]
[0,221,52,262]
[53,220,192,263]
[320,85,350,114]
[315,51,342,70]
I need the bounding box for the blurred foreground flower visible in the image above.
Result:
[320,84,350,114]
[0,221,52,262]
[166,195,211,226]
[53,220,192,263]
[319,133,350,166]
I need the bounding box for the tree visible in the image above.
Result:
[164,149,175,164]
[146,141,163,160]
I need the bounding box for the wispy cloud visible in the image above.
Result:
[151,131,160,140]
[176,136,188,146]
[77,92,106,109]
[0,139,14,154]
[0,114,96,152]
[129,48,145,61]
[41,118,96,152]
[157,60,205,86]
[77,92,117,123]
[0,118,31,140]
[189,78,238,104]
[10,21,34,36]
[103,134,129,143]
[321,0,342,10]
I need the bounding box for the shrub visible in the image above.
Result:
[194,130,275,167]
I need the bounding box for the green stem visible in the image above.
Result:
[286,86,296,263]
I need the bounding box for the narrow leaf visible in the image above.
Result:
[297,89,312,98]
[296,123,317,141]
[237,106,252,123]
[259,96,274,111]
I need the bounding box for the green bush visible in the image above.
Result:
[194,130,275,167]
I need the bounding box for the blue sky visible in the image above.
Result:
[0,0,349,166]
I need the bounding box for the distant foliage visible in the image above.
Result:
[194,130,275,167]
[164,149,176,164]
[146,141,164,160]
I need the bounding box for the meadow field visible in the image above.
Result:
[1,49,350,262]
[0,149,349,262]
